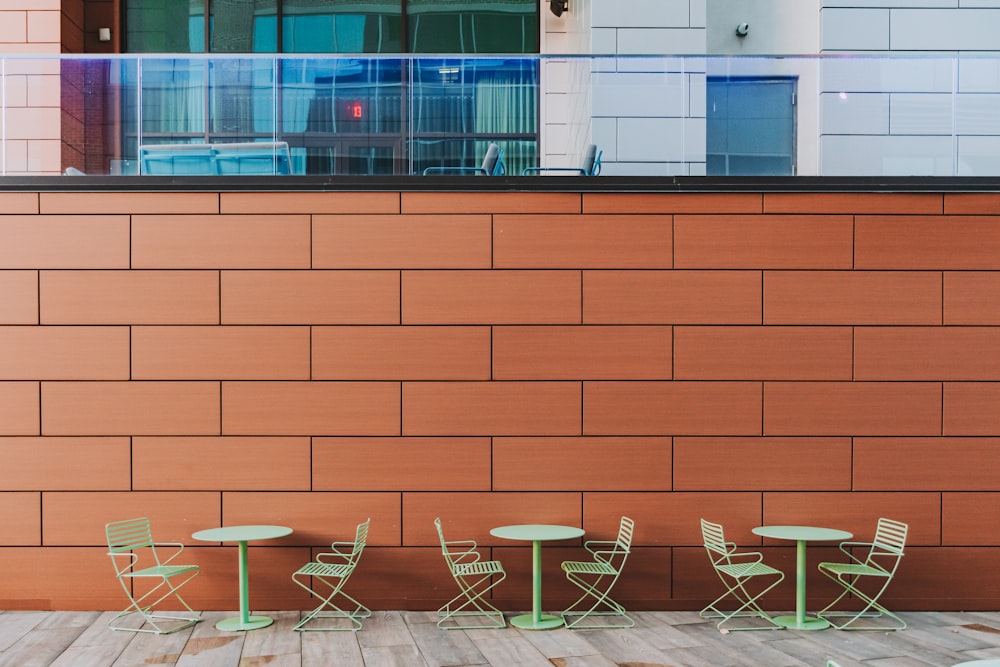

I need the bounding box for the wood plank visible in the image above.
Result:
[240,611,300,661]
[301,626,364,667]
[360,645,429,667]
[0,611,49,651]
[0,611,97,667]
[403,611,488,667]
[172,612,245,667]
[469,633,555,667]
[358,611,414,648]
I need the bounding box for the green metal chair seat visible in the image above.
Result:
[292,518,372,631]
[105,517,202,635]
[454,560,505,577]
[699,518,784,632]
[435,517,507,629]
[817,517,908,631]
[715,560,783,579]
[560,516,635,629]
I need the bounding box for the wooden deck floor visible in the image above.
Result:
[3,609,1000,667]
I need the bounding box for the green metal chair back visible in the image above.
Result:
[105,517,201,634]
[292,518,372,631]
[817,517,909,631]
[560,515,635,629]
[434,517,507,629]
[699,518,785,631]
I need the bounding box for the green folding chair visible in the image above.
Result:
[560,516,635,629]
[817,517,908,631]
[699,518,785,631]
[292,518,372,631]
[434,517,507,629]
[105,517,202,634]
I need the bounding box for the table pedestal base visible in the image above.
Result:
[771,614,829,631]
[216,615,274,631]
[509,613,564,630]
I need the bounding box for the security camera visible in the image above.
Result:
[735,22,750,37]
[550,0,568,17]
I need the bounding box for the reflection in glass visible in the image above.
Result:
[408,0,537,53]
[125,0,205,52]
[209,0,277,52]
[283,0,402,53]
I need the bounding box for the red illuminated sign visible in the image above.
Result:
[346,101,363,119]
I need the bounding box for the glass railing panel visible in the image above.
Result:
[13,53,1000,177]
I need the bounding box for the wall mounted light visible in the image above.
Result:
[98,27,112,42]
[735,22,750,37]
[550,0,568,17]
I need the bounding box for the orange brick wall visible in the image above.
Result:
[1,187,1000,614]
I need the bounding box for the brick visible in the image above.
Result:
[583,192,762,214]
[0,192,37,213]
[312,326,490,380]
[944,192,1000,215]
[857,215,1000,269]
[402,192,580,214]
[493,437,670,491]
[42,382,220,435]
[222,492,400,547]
[763,492,941,546]
[493,214,672,268]
[220,191,398,214]
[187,546,312,611]
[221,270,399,324]
[40,191,218,214]
[313,214,491,268]
[402,492,582,546]
[675,214,854,269]
[132,214,311,269]
[856,327,1000,380]
[133,437,310,491]
[0,326,128,379]
[855,438,1000,491]
[886,548,1000,610]
[764,382,942,436]
[0,215,128,268]
[402,270,581,324]
[0,382,38,435]
[765,192,942,215]
[945,383,1000,435]
[674,326,852,380]
[943,493,1000,545]
[0,492,39,545]
[584,270,761,324]
[0,437,129,490]
[402,381,581,436]
[132,326,310,380]
[945,272,1000,324]
[674,437,851,491]
[584,381,761,436]
[493,325,672,380]
[40,270,219,325]
[764,271,942,325]
[42,492,219,546]
[583,491,762,547]
[0,271,37,323]
[223,381,400,436]
[0,548,124,610]
[313,437,491,491]
[350,547,453,609]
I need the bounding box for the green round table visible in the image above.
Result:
[752,525,852,631]
[489,524,585,630]
[192,524,293,631]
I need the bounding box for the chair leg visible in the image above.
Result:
[437,572,506,630]
[561,572,634,630]
[108,573,202,635]
[292,573,371,631]
[699,574,784,631]
[816,574,905,631]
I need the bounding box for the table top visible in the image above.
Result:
[752,525,852,542]
[490,524,585,542]
[192,525,293,543]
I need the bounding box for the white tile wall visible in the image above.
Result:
[821,93,890,134]
[821,9,890,50]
